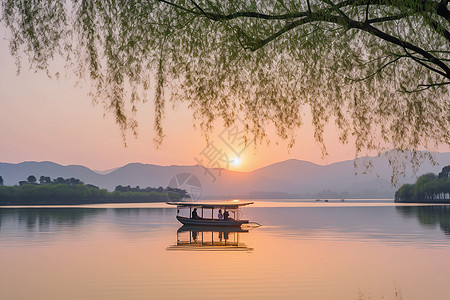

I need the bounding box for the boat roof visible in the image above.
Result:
[166,201,254,209]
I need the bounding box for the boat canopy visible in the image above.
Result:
[166,201,254,209]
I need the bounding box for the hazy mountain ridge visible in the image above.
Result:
[1,152,449,199]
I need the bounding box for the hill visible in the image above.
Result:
[1,152,449,199]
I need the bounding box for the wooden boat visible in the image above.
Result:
[175,216,249,226]
[177,225,249,233]
[166,200,254,227]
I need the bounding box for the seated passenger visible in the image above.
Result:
[218,209,223,220]
[224,210,232,220]
[191,208,200,219]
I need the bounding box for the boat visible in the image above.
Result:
[166,200,254,227]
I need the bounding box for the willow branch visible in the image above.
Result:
[418,81,450,87]
[402,47,448,78]
[347,56,401,82]
[421,12,450,43]
[437,0,450,22]
[246,12,450,78]
[367,13,410,24]
[158,0,449,78]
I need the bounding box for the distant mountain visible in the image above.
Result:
[250,153,450,198]
[1,152,449,199]
[93,167,120,175]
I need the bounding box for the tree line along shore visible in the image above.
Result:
[395,166,450,203]
[0,175,188,205]
[1,166,449,205]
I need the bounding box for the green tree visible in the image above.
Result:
[414,173,436,200]
[39,176,52,184]
[1,1,449,162]
[53,177,66,184]
[396,167,450,202]
[438,165,450,178]
[68,177,83,186]
[443,177,450,199]
[27,175,37,184]
[395,183,414,201]
[0,175,3,186]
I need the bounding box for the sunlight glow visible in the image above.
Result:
[230,157,241,167]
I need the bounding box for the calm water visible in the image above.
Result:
[1,200,450,299]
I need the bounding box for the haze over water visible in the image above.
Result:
[1,200,450,299]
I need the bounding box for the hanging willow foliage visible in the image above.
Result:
[1,0,449,178]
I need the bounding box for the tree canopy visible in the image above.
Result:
[395,165,450,202]
[0,176,187,205]
[1,0,449,160]
[438,165,450,178]
[26,175,37,184]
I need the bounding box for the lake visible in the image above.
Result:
[1,200,450,299]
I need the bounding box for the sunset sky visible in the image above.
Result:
[0,29,447,172]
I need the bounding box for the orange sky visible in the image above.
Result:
[0,34,447,172]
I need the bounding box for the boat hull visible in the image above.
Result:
[177,225,249,233]
[176,216,248,227]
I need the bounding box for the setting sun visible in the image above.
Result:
[230,157,241,167]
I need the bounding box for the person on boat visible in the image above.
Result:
[218,209,223,220]
[191,208,200,219]
[223,210,230,220]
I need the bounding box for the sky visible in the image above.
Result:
[0,28,447,172]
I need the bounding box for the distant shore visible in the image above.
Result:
[0,183,184,206]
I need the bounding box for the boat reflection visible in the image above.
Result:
[166,225,254,252]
